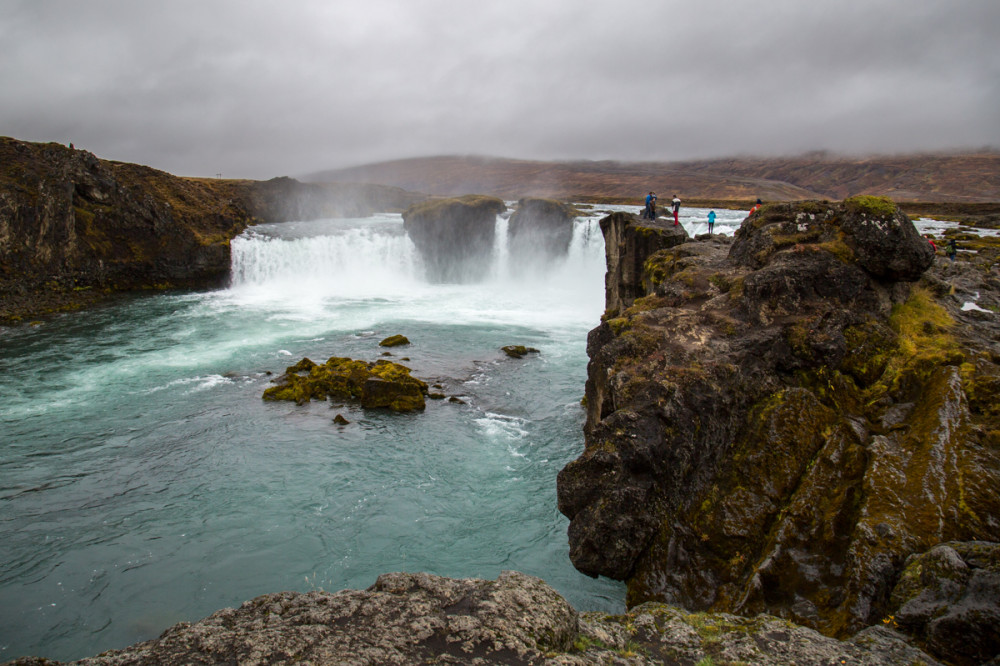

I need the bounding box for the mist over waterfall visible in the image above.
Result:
[227,212,608,327]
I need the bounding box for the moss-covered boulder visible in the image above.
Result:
[401,195,507,282]
[378,334,410,347]
[501,345,539,359]
[558,200,1000,646]
[729,197,935,281]
[263,356,428,412]
[507,197,579,267]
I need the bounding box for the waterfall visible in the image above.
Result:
[229,214,606,296]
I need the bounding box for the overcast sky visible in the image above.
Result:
[2,0,998,179]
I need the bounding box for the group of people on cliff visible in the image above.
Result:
[641,192,682,225]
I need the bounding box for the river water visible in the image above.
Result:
[0,205,746,661]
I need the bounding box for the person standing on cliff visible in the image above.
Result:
[749,198,763,216]
[643,192,656,220]
[947,238,957,262]
[671,195,681,225]
[707,210,716,234]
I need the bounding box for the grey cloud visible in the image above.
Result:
[1,0,997,179]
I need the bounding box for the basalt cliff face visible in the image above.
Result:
[0,137,424,323]
[558,198,1000,665]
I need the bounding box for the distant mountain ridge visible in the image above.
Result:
[305,152,1000,203]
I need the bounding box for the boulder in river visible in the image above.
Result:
[263,356,428,412]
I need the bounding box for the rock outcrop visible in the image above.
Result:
[558,199,1000,661]
[263,356,429,412]
[402,195,507,282]
[0,138,251,321]
[507,197,579,267]
[887,541,1000,666]
[0,137,427,323]
[598,212,690,315]
[4,571,941,666]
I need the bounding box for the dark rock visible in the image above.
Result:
[378,334,410,347]
[4,571,940,666]
[598,212,691,315]
[402,195,507,282]
[501,345,540,359]
[729,197,934,281]
[507,197,578,266]
[558,199,1000,641]
[263,356,428,412]
[333,414,350,425]
[887,541,1000,665]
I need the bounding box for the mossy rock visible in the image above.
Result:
[502,345,540,359]
[379,334,410,347]
[264,355,428,411]
[844,195,897,217]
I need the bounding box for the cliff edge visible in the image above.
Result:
[558,198,1000,665]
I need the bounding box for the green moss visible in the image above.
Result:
[815,236,855,263]
[708,273,732,292]
[263,355,427,411]
[644,251,675,289]
[845,195,897,217]
[378,334,410,347]
[607,317,631,335]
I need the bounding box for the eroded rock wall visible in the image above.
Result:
[558,199,1000,657]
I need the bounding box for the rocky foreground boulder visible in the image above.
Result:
[402,195,507,282]
[4,571,941,665]
[558,198,1000,664]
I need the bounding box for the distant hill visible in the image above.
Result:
[305,152,1000,203]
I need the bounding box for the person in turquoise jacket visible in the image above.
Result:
[707,210,716,234]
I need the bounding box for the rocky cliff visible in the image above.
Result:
[0,137,425,323]
[557,198,1000,665]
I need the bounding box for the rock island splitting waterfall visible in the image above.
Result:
[1,207,645,661]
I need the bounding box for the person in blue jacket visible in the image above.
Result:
[707,210,716,234]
